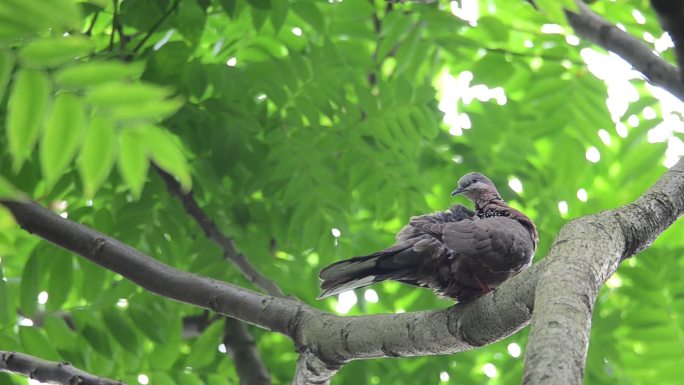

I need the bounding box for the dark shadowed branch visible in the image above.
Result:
[156,167,278,384]
[224,318,273,385]
[650,0,684,81]
[0,351,124,385]
[566,1,684,101]
[155,166,285,298]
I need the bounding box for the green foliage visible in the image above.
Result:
[0,0,682,384]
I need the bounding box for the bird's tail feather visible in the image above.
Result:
[317,245,420,299]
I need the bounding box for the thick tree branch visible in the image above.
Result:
[155,167,285,298]
[523,158,684,385]
[566,1,684,101]
[0,350,124,385]
[224,318,272,385]
[0,199,303,335]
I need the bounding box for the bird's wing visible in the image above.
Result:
[442,217,535,274]
[396,204,474,242]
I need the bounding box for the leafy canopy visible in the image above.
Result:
[0,0,682,384]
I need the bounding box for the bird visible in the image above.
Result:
[317,172,538,302]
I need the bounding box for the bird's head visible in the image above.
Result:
[451,172,501,202]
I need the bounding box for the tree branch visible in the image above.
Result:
[0,199,303,335]
[224,318,272,385]
[0,351,124,385]
[155,166,285,298]
[566,1,684,101]
[523,158,684,385]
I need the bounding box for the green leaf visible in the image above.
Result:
[217,0,243,19]
[150,373,177,385]
[19,252,41,317]
[6,68,51,172]
[40,92,87,189]
[102,309,139,354]
[534,0,576,24]
[292,2,324,31]
[177,373,204,385]
[44,316,77,350]
[19,326,60,361]
[128,304,166,343]
[107,96,185,120]
[0,176,28,201]
[476,16,509,43]
[185,319,223,368]
[87,82,174,106]
[46,252,73,311]
[270,0,288,32]
[0,0,81,40]
[142,126,192,191]
[246,0,271,10]
[174,0,207,45]
[376,12,414,61]
[0,263,10,327]
[117,128,149,198]
[19,36,94,67]
[79,116,117,198]
[0,50,14,102]
[54,61,146,87]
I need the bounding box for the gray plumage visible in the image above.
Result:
[318,172,538,302]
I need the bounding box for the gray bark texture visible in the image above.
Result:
[0,350,124,385]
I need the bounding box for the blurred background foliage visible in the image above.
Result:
[1,0,683,384]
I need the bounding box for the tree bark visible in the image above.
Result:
[0,350,124,385]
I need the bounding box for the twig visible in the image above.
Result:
[84,11,99,36]
[0,351,124,385]
[108,0,118,52]
[154,166,286,298]
[132,0,179,53]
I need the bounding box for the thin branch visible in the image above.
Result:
[224,318,272,385]
[154,166,285,298]
[108,0,118,52]
[650,0,684,81]
[565,1,684,101]
[84,11,99,36]
[0,351,124,385]
[132,0,179,53]
[154,168,278,385]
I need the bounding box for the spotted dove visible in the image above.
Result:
[318,173,538,302]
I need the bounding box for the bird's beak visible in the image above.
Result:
[451,187,465,196]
